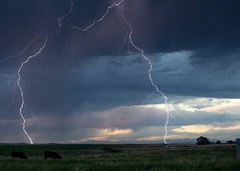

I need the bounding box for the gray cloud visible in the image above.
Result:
[1,0,240,143]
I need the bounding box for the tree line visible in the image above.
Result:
[196,136,236,145]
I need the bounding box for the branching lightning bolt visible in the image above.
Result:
[115,30,130,62]
[120,2,170,144]
[17,33,48,144]
[67,0,170,144]
[142,91,156,105]
[58,0,73,34]
[69,0,124,31]
[0,36,39,63]
[1,0,171,144]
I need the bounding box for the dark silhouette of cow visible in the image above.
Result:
[44,151,61,160]
[11,151,27,159]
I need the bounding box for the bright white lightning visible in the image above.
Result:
[67,0,170,144]
[58,0,73,34]
[120,2,170,144]
[17,34,48,144]
[69,0,124,31]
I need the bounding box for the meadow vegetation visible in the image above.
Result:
[0,143,239,171]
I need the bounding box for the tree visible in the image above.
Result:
[227,140,235,144]
[196,136,211,145]
[216,140,221,144]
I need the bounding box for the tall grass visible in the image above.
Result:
[0,144,239,171]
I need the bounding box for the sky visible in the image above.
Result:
[0,0,240,144]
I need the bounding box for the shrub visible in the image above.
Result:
[196,136,211,145]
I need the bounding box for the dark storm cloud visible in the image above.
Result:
[183,111,240,125]
[1,0,240,56]
[1,0,240,143]
[189,47,240,69]
[150,0,240,53]
[17,55,155,115]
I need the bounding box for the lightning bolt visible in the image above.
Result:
[67,0,170,144]
[0,36,39,63]
[1,0,73,143]
[0,34,48,144]
[58,0,73,34]
[142,91,156,105]
[16,33,49,144]
[1,0,171,144]
[68,0,124,31]
[120,2,170,144]
[115,30,130,62]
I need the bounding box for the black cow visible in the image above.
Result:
[11,151,27,159]
[44,151,61,160]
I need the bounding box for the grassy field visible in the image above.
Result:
[0,143,239,171]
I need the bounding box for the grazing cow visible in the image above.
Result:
[44,151,61,160]
[11,151,27,159]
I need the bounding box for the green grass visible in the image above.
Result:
[0,144,239,171]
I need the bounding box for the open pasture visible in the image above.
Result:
[0,143,239,171]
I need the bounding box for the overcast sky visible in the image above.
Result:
[0,0,240,144]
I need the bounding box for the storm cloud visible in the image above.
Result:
[0,0,240,143]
